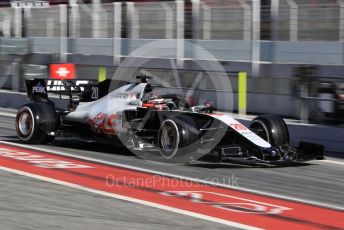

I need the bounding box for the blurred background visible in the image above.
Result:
[0,0,343,124]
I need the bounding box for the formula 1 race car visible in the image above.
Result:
[15,76,324,164]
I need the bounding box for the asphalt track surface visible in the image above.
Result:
[0,169,236,230]
[0,108,344,229]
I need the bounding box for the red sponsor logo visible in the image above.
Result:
[50,63,75,80]
[88,113,117,134]
[229,123,248,131]
[210,113,224,116]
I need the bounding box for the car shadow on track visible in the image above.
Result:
[2,137,137,157]
[0,135,18,140]
[51,139,274,169]
[190,160,315,169]
[1,137,316,169]
[52,138,137,157]
[190,162,255,169]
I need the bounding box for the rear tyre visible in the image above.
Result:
[249,114,289,147]
[16,103,56,144]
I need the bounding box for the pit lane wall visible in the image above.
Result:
[0,90,343,153]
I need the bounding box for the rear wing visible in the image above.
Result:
[26,79,49,101]
[25,79,129,102]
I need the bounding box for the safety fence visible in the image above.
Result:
[1,1,343,41]
[275,0,341,41]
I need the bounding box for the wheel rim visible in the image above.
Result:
[161,124,177,152]
[159,120,180,159]
[18,112,33,137]
[250,121,270,143]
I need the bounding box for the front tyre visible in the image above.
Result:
[249,114,289,147]
[16,103,56,144]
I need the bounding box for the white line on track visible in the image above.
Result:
[0,166,261,230]
[1,140,343,211]
[0,112,16,118]
[322,160,344,166]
